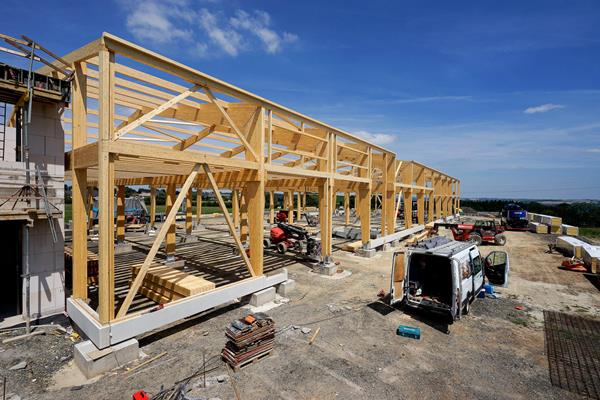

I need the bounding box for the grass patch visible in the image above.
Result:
[580,227,600,239]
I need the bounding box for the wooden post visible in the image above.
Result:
[268,191,274,224]
[358,185,371,245]
[196,188,202,227]
[245,106,265,275]
[287,190,294,224]
[302,191,307,209]
[417,171,425,225]
[86,187,94,232]
[383,153,396,235]
[318,180,331,257]
[116,185,125,243]
[428,190,435,223]
[240,192,249,244]
[186,188,193,234]
[296,191,301,221]
[232,189,240,230]
[97,48,115,323]
[165,183,177,259]
[150,186,156,229]
[344,192,350,225]
[71,61,88,300]
[403,190,413,228]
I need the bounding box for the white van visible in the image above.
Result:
[389,240,509,321]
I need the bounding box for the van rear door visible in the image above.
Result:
[390,251,407,305]
[484,251,510,287]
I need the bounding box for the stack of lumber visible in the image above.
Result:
[222,313,274,371]
[64,246,99,284]
[561,224,579,236]
[131,264,215,304]
[529,222,549,234]
[555,236,600,274]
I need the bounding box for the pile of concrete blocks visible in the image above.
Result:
[528,221,549,234]
[527,213,574,235]
[561,224,579,236]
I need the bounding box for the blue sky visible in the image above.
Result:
[2,0,600,199]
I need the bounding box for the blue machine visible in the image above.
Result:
[397,325,421,340]
[501,203,528,230]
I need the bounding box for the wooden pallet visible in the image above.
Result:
[230,351,272,372]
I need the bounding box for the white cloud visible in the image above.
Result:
[199,9,244,56]
[585,148,600,153]
[524,103,565,114]
[352,130,396,145]
[230,10,298,54]
[123,0,195,44]
[119,1,297,57]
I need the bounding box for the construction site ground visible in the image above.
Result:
[1,223,599,400]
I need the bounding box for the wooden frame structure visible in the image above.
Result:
[42,33,458,348]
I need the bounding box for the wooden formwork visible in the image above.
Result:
[40,33,459,345]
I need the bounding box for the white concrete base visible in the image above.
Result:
[276,279,296,297]
[74,339,139,379]
[183,234,199,243]
[114,243,133,254]
[318,262,337,276]
[356,248,377,258]
[162,259,186,268]
[249,287,276,306]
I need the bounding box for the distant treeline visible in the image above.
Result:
[461,200,600,228]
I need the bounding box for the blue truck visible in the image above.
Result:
[501,203,528,230]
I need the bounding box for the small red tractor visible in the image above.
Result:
[434,220,507,246]
[264,222,321,260]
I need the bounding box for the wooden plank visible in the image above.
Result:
[132,265,214,297]
[97,47,116,323]
[114,84,200,139]
[165,183,177,256]
[116,163,201,318]
[203,87,259,161]
[116,185,125,242]
[71,60,89,300]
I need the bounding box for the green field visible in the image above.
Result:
[580,227,600,239]
[63,203,227,223]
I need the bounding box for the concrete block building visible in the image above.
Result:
[0,62,68,327]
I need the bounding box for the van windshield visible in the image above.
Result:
[408,253,453,307]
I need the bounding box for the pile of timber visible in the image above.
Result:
[64,246,99,284]
[527,213,578,235]
[131,264,215,304]
[555,236,600,273]
[222,313,274,371]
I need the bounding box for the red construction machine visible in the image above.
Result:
[264,222,321,260]
[434,220,507,246]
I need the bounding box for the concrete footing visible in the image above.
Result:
[74,339,140,379]
[356,248,377,258]
[317,262,337,276]
[114,243,133,254]
[276,279,296,297]
[183,234,199,243]
[249,287,276,306]
[193,224,206,231]
[162,259,186,268]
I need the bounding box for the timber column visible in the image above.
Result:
[165,183,177,261]
[383,153,396,235]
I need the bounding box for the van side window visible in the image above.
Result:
[461,261,471,279]
[472,255,483,275]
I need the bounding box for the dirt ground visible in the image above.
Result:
[2,228,599,399]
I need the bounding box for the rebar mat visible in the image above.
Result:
[544,310,600,398]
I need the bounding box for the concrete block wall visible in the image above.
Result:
[0,102,66,320]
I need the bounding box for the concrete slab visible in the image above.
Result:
[276,279,296,297]
[74,339,139,379]
[162,259,186,268]
[249,287,276,306]
[183,235,199,243]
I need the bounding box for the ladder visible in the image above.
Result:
[0,102,6,160]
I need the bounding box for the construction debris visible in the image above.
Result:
[222,313,274,371]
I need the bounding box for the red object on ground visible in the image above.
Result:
[561,259,587,272]
[515,306,526,311]
[133,390,150,400]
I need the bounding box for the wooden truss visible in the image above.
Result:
[45,33,459,329]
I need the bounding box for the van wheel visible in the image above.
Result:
[494,234,507,246]
[263,238,271,248]
[463,298,471,315]
[469,233,482,246]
